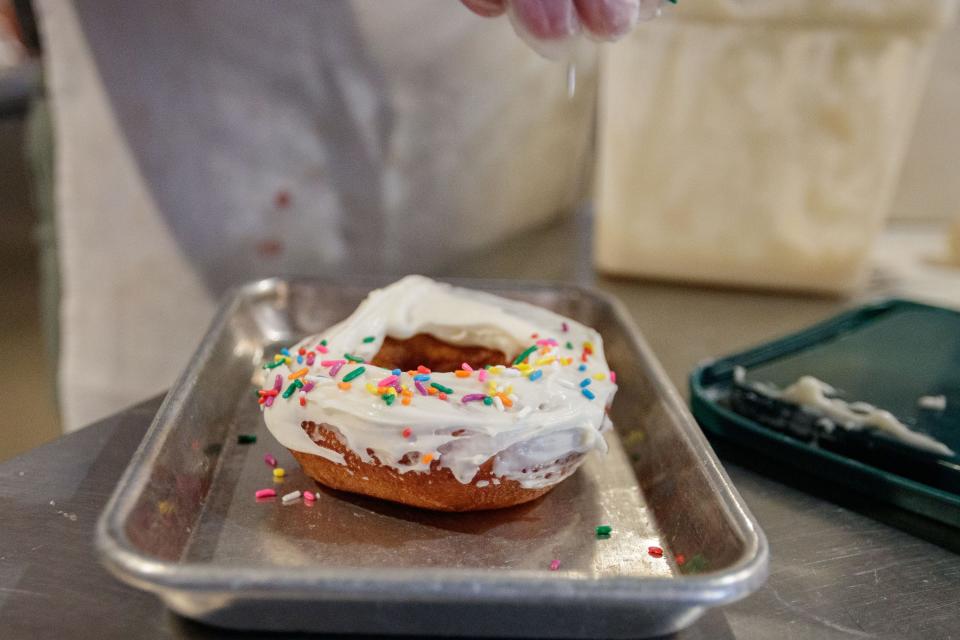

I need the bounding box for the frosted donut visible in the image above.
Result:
[258,275,617,511]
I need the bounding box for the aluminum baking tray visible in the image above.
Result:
[96,277,767,638]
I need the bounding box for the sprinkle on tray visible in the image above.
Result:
[648,546,664,558]
[255,489,276,500]
[281,490,302,505]
[549,559,561,571]
[684,554,709,573]
[342,366,366,383]
[303,491,316,503]
[595,525,612,537]
[237,434,257,444]
[264,453,277,467]
[273,468,286,478]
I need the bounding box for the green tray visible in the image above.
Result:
[690,299,960,528]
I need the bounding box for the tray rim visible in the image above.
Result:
[689,297,960,513]
[95,276,769,606]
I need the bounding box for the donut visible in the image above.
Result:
[258,276,617,511]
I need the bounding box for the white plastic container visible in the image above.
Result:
[595,0,957,294]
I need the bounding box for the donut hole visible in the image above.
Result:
[370,333,509,372]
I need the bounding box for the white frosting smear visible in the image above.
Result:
[258,276,617,489]
[776,376,954,457]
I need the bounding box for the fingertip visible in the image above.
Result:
[574,0,640,41]
[510,0,580,40]
[461,0,508,18]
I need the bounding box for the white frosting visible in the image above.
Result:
[775,376,954,457]
[259,276,617,489]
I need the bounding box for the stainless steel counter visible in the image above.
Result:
[2,219,959,639]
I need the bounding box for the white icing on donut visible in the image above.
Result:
[258,276,617,489]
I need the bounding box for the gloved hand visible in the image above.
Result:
[461,0,663,45]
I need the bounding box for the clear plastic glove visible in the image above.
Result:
[462,0,664,56]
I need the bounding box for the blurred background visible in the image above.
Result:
[2,0,959,460]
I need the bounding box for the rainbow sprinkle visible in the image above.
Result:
[342,366,366,383]
[378,374,399,387]
[430,382,453,395]
[513,345,538,366]
[281,379,303,399]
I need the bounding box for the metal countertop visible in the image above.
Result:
[2,220,959,639]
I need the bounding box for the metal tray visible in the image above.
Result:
[96,277,767,638]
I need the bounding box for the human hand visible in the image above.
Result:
[461,0,665,45]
